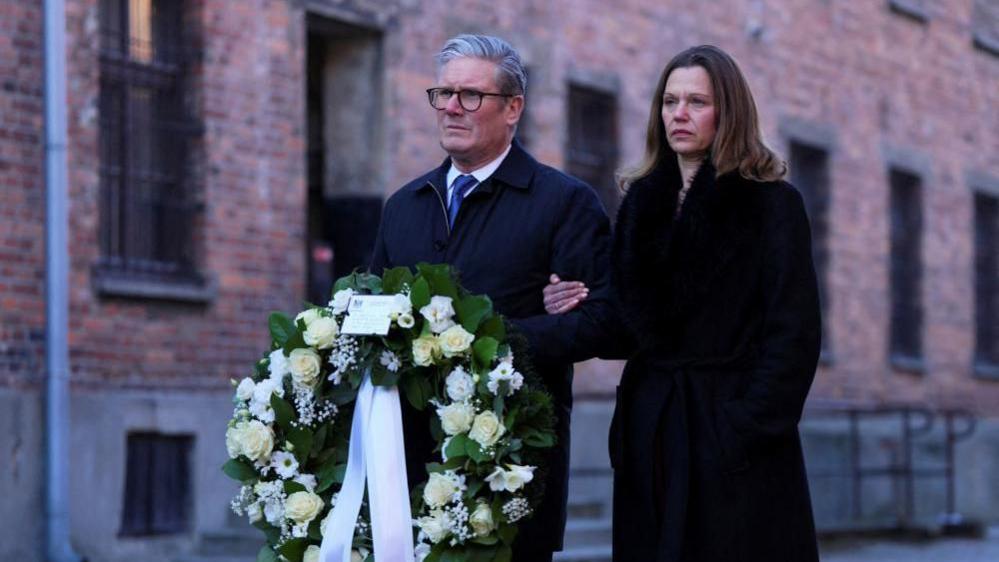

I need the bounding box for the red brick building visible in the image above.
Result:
[2,1,997,560]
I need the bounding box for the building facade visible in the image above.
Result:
[1,0,997,560]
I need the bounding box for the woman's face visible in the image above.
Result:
[661,66,717,159]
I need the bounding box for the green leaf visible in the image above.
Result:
[253,519,282,545]
[221,458,258,483]
[283,480,307,495]
[471,534,499,546]
[256,545,280,562]
[282,329,307,355]
[329,386,358,406]
[496,544,513,562]
[288,427,313,464]
[311,424,328,457]
[333,273,358,293]
[426,457,464,473]
[277,537,308,562]
[410,277,431,311]
[445,433,471,460]
[400,370,433,411]
[268,312,296,345]
[465,478,484,499]
[355,272,383,294]
[493,396,505,419]
[523,430,556,448]
[381,266,415,295]
[271,394,296,430]
[455,294,493,333]
[477,316,506,342]
[466,439,488,463]
[417,263,460,301]
[497,524,518,546]
[472,337,499,371]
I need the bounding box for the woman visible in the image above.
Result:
[544,45,821,561]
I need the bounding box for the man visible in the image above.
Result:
[369,34,613,562]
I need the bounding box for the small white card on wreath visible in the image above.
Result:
[340,295,395,335]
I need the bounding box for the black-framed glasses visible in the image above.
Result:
[426,88,515,112]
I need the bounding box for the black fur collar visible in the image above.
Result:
[612,157,764,347]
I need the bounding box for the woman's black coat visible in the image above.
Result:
[607,155,822,562]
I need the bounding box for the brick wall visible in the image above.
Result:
[2,0,997,411]
[0,1,44,389]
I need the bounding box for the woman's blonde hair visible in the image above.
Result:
[620,45,786,188]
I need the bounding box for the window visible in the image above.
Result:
[120,433,193,536]
[567,85,619,219]
[975,192,999,376]
[889,169,924,368]
[790,141,832,358]
[98,0,202,288]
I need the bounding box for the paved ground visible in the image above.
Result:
[819,527,999,562]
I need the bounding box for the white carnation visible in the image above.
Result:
[390,293,412,317]
[293,473,317,491]
[329,288,355,315]
[264,499,284,525]
[235,377,256,401]
[445,366,475,402]
[416,509,450,543]
[419,295,456,333]
[246,502,263,524]
[268,349,290,380]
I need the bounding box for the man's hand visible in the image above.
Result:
[543,273,588,315]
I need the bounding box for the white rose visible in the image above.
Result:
[235,377,256,401]
[288,348,322,388]
[411,335,440,367]
[397,313,415,329]
[304,317,338,350]
[438,324,475,357]
[437,401,475,436]
[503,464,536,492]
[469,501,495,537]
[285,490,324,524]
[295,308,322,327]
[303,545,321,562]
[329,288,354,315]
[238,420,275,462]
[423,472,458,508]
[445,366,475,402]
[225,424,243,458]
[420,295,456,333]
[468,411,505,448]
[268,349,290,380]
[416,509,450,543]
[246,502,263,524]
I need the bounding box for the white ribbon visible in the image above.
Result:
[320,370,415,562]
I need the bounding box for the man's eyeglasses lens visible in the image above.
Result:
[427,88,510,112]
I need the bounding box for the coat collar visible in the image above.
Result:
[410,138,534,196]
[614,155,764,346]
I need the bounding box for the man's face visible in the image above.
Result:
[435,57,523,171]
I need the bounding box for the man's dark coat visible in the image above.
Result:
[369,140,614,554]
[607,155,822,562]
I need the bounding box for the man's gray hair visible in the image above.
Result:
[435,34,527,96]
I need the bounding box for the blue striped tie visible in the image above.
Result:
[448,174,478,228]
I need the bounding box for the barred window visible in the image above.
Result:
[790,141,832,357]
[567,85,619,219]
[889,169,924,367]
[120,433,193,536]
[975,193,999,373]
[98,0,201,285]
